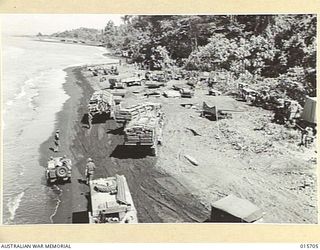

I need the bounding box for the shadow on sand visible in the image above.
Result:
[106,127,124,135]
[110,145,153,159]
[72,193,91,224]
[81,113,110,127]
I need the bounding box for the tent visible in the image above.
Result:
[301,96,316,124]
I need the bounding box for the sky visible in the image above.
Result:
[0,14,124,35]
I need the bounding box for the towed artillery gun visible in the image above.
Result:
[88,175,138,224]
[87,90,115,128]
[46,156,72,184]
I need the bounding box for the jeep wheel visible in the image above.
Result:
[56,165,68,178]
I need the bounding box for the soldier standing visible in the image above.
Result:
[85,158,96,185]
[301,127,314,147]
[53,129,60,152]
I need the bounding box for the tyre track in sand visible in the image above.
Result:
[70,67,208,223]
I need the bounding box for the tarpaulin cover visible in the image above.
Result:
[211,194,263,223]
[301,96,316,124]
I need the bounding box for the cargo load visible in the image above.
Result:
[88,175,138,223]
[118,102,164,156]
[123,112,164,156]
[87,90,115,127]
[114,102,162,124]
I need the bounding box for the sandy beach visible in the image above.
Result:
[42,64,208,223]
[38,58,317,224]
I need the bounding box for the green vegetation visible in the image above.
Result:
[51,15,316,101]
[51,27,103,42]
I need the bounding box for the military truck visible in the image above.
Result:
[179,88,194,98]
[88,175,138,223]
[123,105,164,156]
[273,99,302,125]
[145,81,165,88]
[109,78,126,89]
[46,156,72,184]
[122,76,146,87]
[87,90,115,127]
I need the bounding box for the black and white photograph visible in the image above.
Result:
[1,14,317,225]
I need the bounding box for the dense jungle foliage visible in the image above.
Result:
[52,15,317,99]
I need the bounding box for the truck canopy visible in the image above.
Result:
[301,96,316,124]
[211,194,263,223]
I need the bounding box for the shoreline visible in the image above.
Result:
[38,66,85,223]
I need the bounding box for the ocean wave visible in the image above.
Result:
[49,185,63,223]
[14,85,27,100]
[6,191,25,222]
[2,38,111,224]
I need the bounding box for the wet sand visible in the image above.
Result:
[39,65,208,223]
[39,67,83,223]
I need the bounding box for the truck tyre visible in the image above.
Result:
[150,147,157,156]
[56,165,68,178]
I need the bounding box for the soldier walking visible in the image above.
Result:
[85,158,96,185]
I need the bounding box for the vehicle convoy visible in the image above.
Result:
[46,156,72,184]
[88,175,138,223]
[87,90,115,127]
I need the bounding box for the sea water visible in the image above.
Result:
[2,36,117,224]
